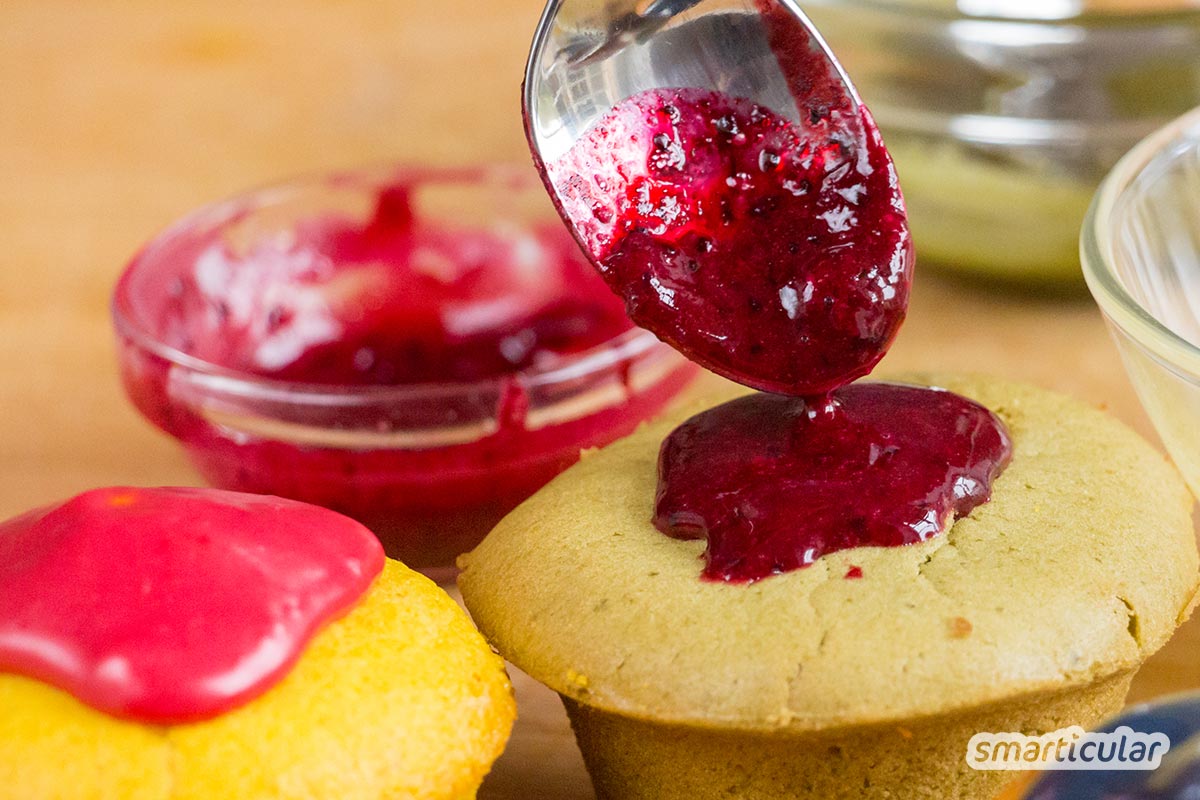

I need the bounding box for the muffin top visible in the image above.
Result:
[1,557,515,799]
[459,374,1199,733]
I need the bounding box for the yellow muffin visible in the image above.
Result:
[0,559,515,800]
[459,374,1199,799]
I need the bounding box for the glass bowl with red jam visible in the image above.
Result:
[112,166,696,570]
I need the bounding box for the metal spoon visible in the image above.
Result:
[523,0,864,176]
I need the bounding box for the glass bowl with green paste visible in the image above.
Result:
[803,0,1200,285]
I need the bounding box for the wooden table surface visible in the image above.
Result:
[3,2,1198,797]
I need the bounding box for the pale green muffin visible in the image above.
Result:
[460,375,1199,799]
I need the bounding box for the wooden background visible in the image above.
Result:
[2,2,1197,797]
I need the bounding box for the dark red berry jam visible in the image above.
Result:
[538,68,1011,582]
[153,181,632,385]
[654,384,1012,583]
[547,87,911,396]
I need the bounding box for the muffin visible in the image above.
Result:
[0,487,515,800]
[459,374,1199,800]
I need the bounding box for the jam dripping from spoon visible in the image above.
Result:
[539,11,1012,582]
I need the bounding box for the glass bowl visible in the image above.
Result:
[112,165,696,570]
[1082,106,1200,500]
[804,0,1200,285]
[1023,691,1200,797]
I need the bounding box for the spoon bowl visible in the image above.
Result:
[523,0,862,167]
[520,0,909,397]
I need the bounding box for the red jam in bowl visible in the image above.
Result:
[0,487,382,724]
[113,168,696,568]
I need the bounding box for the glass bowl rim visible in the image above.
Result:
[809,0,1200,23]
[111,163,675,408]
[1081,105,1200,381]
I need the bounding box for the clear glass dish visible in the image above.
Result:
[112,165,696,570]
[804,0,1200,284]
[1023,690,1200,797]
[1082,105,1200,499]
